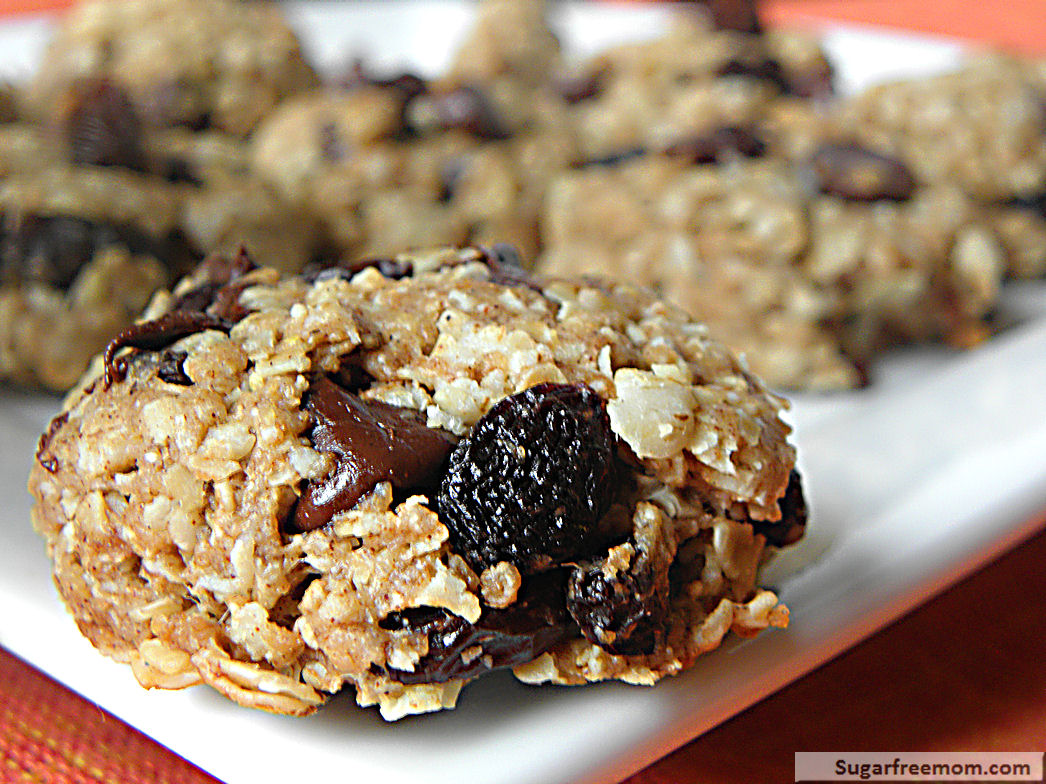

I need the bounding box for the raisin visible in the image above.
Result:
[664,125,767,164]
[554,66,605,104]
[566,557,667,656]
[382,570,573,684]
[406,85,511,140]
[716,57,789,92]
[168,246,258,319]
[811,143,916,202]
[0,214,195,291]
[577,146,648,168]
[750,469,808,547]
[437,383,617,574]
[708,0,763,34]
[302,256,414,283]
[62,77,146,171]
[292,376,458,532]
[480,243,541,291]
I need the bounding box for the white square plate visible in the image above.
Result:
[1,4,1044,784]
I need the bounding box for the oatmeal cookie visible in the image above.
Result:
[537,147,1006,390]
[27,0,318,137]
[30,245,803,720]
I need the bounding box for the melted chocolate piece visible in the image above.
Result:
[750,469,808,547]
[292,376,458,532]
[811,143,916,202]
[63,77,147,171]
[0,214,197,291]
[664,126,767,164]
[382,571,574,684]
[103,311,229,388]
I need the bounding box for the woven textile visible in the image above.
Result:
[0,649,219,784]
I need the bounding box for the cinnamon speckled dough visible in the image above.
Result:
[30,246,802,720]
[27,0,318,137]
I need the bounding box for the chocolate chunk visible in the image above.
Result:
[103,311,229,388]
[382,571,574,684]
[156,349,192,386]
[408,85,511,140]
[750,469,808,547]
[664,126,767,164]
[811,143,916,202]
[708,0,763,34]
[292,376,458,532]
[62,77,147,171]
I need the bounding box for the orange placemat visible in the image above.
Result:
[0,649,219,784]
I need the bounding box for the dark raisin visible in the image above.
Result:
[708,0,763,34]
[407,85,511,140]
[437,383,617,574]
[750,469,808,547]
[156,349,192,386]
[664,125,767,164]
[154,154,203,186]
[62,77,146,171]
[318,121,350,163]
[577,146,647,168]
[716,57,789,92]
[1006,191,1046,219]
[382,570,573,684]
[479,243,541,291]
[0,214,196,291]
[811,143,916,202]
[292,376,458,532]
[302,256,414,283]
[554,66,605,104]
[168,246,258,319]
[566,556,668,656]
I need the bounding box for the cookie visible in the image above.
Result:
[537,149,1005,390]
[30,245,803,720]
[0,166,194,390]
[557,6,832,161]
[27,0,318,137]
[836,54,1046,203]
